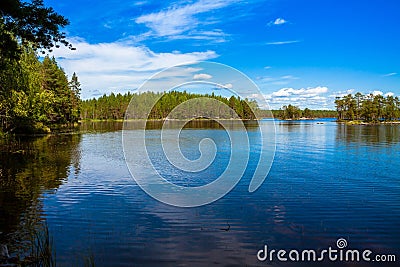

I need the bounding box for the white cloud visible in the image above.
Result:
[264,86,329,108]
[103,23,112,29]
[330,89,396,99]
[50,37,217,99]
[371,90,383,96]
[383,72,397,77]
[268,18,287,26]
[193,73,213,80]
[328,89,355,98]
[133,1,149,6]
[370,90,396,97]
[302,86,329,96]
[385,92,395,97]
[213,83,233,91]
[135,0,236,41]
[265,40,300,45]
[271,86,328,98]
[274,18,287,25]
[222,83,233,89]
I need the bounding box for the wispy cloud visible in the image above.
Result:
[268,17,287,26]
[256,75,299,86]
[50,37,217,98]
[163,29,229,43]
[265,40,301,45]
[383,72,397,77]
[134,0,237,42]
[222,83,233,89]
[133,1,149,6]
[212,83,233,91]
[193,73,213,80]
[103,23,112,29]
[280,75,299,80]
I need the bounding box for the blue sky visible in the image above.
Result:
[45,0,400,109]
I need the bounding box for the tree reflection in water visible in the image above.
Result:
[0,134,81,263]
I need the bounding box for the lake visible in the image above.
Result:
[1,119,399,266]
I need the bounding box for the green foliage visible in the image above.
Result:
[81,91,258,120]
[269,106,336,120]
[69,72,81,123]
[0,47,81,133]
[1,0,76,134]
[278,104,302,120]
[303,108,312,118]
[0,0,72,63]
[335,93,400,122]
[310,110,338,118]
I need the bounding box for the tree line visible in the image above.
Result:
[81,92,341,121]
[81,91,258,120]
[334,93,400,122]
[271,104,337,120]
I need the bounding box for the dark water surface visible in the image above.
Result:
[1,119,399,266]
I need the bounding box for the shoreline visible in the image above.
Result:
[336,120,400,125]
[80,118,261,122]
[275,117,317,121]
[3,118,399,138]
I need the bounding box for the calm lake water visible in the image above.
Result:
[1,119,399,266]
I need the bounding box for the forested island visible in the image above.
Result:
[334,93,400,123]
[271,93,400,123]
[273,104,337,120]
[81,91,258,120]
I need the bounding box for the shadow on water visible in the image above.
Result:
[122,119,260,131]
[336,124,400,146]
[80,119,260,132]
[80,121,124,132]
[0,134,82,264]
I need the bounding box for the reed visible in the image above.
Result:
[28,223,56,267]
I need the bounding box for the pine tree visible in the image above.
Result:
[69,72,81,123]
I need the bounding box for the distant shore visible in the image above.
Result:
[80,118,259,122]
[336,120,400,125]
[275,117,316,121]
